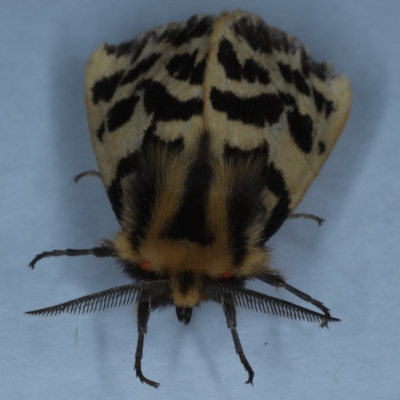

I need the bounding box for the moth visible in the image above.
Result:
[27,10,351,388]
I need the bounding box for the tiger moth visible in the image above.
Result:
[27,10,352,388]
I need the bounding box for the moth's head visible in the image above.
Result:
[113,229,269,307]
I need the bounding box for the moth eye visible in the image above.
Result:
[220,271,233,279]
[140,261,152,271]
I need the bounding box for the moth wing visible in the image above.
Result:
[204,10,351,237]
[85,29,163,190]
[85,16,213,190]
[84,16,215,219]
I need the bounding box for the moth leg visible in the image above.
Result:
[135,300,159,388]
[28,244,114,269]
[72,170,101,183]
[222,295,254,385]
[257,274,331,326]
[289,213,324,226]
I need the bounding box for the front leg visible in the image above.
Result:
[28,243,114,269]
[221,295,254,385]
[134,300,159,388]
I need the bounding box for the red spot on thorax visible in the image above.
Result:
[140,261,151,271]
[220,271,233,279]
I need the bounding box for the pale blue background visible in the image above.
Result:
[1,1,399,399]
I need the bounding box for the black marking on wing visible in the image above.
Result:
[210,87,284,127]
[130,34,152,65]
[166,50,206,84]
[312,87,335,118]
[186,15,214,38]
[232,17,272,54]
[278,91,296,106]
[160,15,214,46]
[310,60,330,81]
[96,122,105,142]
[104,40,136,57]
[218,39,270,84]
[287,106,314,153]
[121,53,161,85]
[91,48,160,139]
[293,70,310,96]
[278,63,310,97]
[324,100,334,119]
[105,30,154,61]
[242,59,270,84]
[157,24,181,44]
[162,135,214,246]
[139,80,203,122]
[312,87,325,113]
[278,62,293,84]
[106,93,140,132]
[269,28,290,53]
[91,71,124,104]
[190,57,207,85]
[318,141,326,155]
[218,39,242,80]
[299,46,331,81]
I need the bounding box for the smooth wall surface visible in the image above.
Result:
[1,1,399,399]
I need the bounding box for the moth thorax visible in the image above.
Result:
[170,270,202,307]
